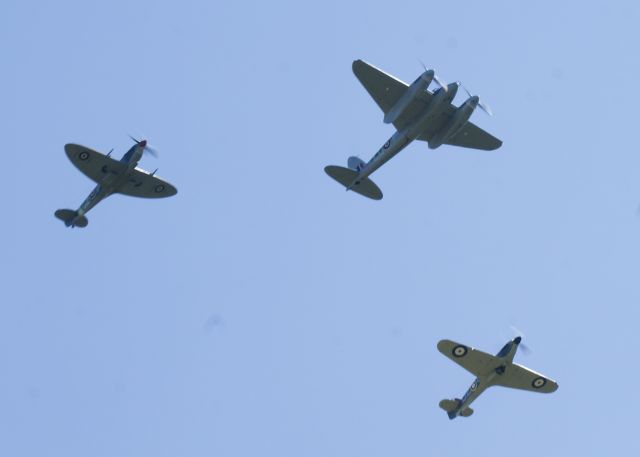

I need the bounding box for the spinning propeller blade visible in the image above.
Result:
[462,85,492,116]
[419,60,447,92]
[128,135,159,158]
[510,325,532,355]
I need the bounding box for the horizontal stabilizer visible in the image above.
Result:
[439,399,460,413]
[54,209,88,228]
[439,399,473,419]
[324,165,383,200]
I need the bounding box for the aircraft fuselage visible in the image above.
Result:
[448,338,521,419]
[71,143,144,224]
[353,82,471,184]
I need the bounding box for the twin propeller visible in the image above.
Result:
[419,61,492,116]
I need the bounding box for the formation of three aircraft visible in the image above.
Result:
[56,60,557,419]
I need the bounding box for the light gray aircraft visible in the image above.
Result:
[438,337,558,420]
[55,138,177,228]
[325,60,502,200]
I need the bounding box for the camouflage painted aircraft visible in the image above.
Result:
[325,60,502,200]
[55,138,177,228]
[438,337,558,419]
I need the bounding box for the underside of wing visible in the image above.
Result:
[65,144,126,183]
[437,339,499,377]
[494,363,558,393]
[353,60,439,131]
[352,60,409,115]
[443,121,503,151]
[117,168,177,199]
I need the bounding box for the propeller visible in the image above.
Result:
[128,134,159,158]
[462,85,493,116]
[420,60,447,92]
[509,325,532,355]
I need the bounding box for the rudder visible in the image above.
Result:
[347,156,366,172]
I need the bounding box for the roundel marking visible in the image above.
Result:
[154,184,166,193]
[383,140,391,149]
[452,345,468,357]
[532,377,547,389]
[79,151,90,161]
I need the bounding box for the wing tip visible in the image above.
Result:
[437,339,451,353]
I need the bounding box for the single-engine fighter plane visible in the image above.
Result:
[437,337,558,420]
[55,138,177,227]
[325,60,502,199]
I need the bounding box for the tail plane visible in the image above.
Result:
[439,399,473,420]
[324,157,382,200]
[54,209,88,228]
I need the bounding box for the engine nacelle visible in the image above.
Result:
[383,70,435,125]
[428,96,477,149]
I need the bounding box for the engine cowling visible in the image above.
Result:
[383,70,435,125]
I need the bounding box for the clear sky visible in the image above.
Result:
[2,1,639,456]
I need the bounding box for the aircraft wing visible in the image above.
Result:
[437,339,499,377]
[354,60,441,132]
[352,59,409,114]
[494,363,559,393]
[65,143,127,183]
[116,168,178,199]
[353,61,501,149]
[415,112,502,151]
[443,122,503,151]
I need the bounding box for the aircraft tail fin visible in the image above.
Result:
[347,156,366,173]
[324,165,383,200]
[439,399,473,420]
[54,209,88,228]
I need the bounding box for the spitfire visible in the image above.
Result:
[437,337,558,420]
[325,60,502,200]
[55,138,177,228]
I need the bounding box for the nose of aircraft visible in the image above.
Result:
[514,336,522,345]
[446,82,459,97]
[139,140,147,148]
[422,69,435,79]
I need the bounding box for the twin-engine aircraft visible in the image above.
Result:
[437,337,558,420]
[55,138,177,228]
[325,60,502,200]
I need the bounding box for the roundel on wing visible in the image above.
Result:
[79,151,90,161]
[532,377,547,389]
[154,184,166,193]
[452,345,468,358]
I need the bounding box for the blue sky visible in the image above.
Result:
[2,1,640,456]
